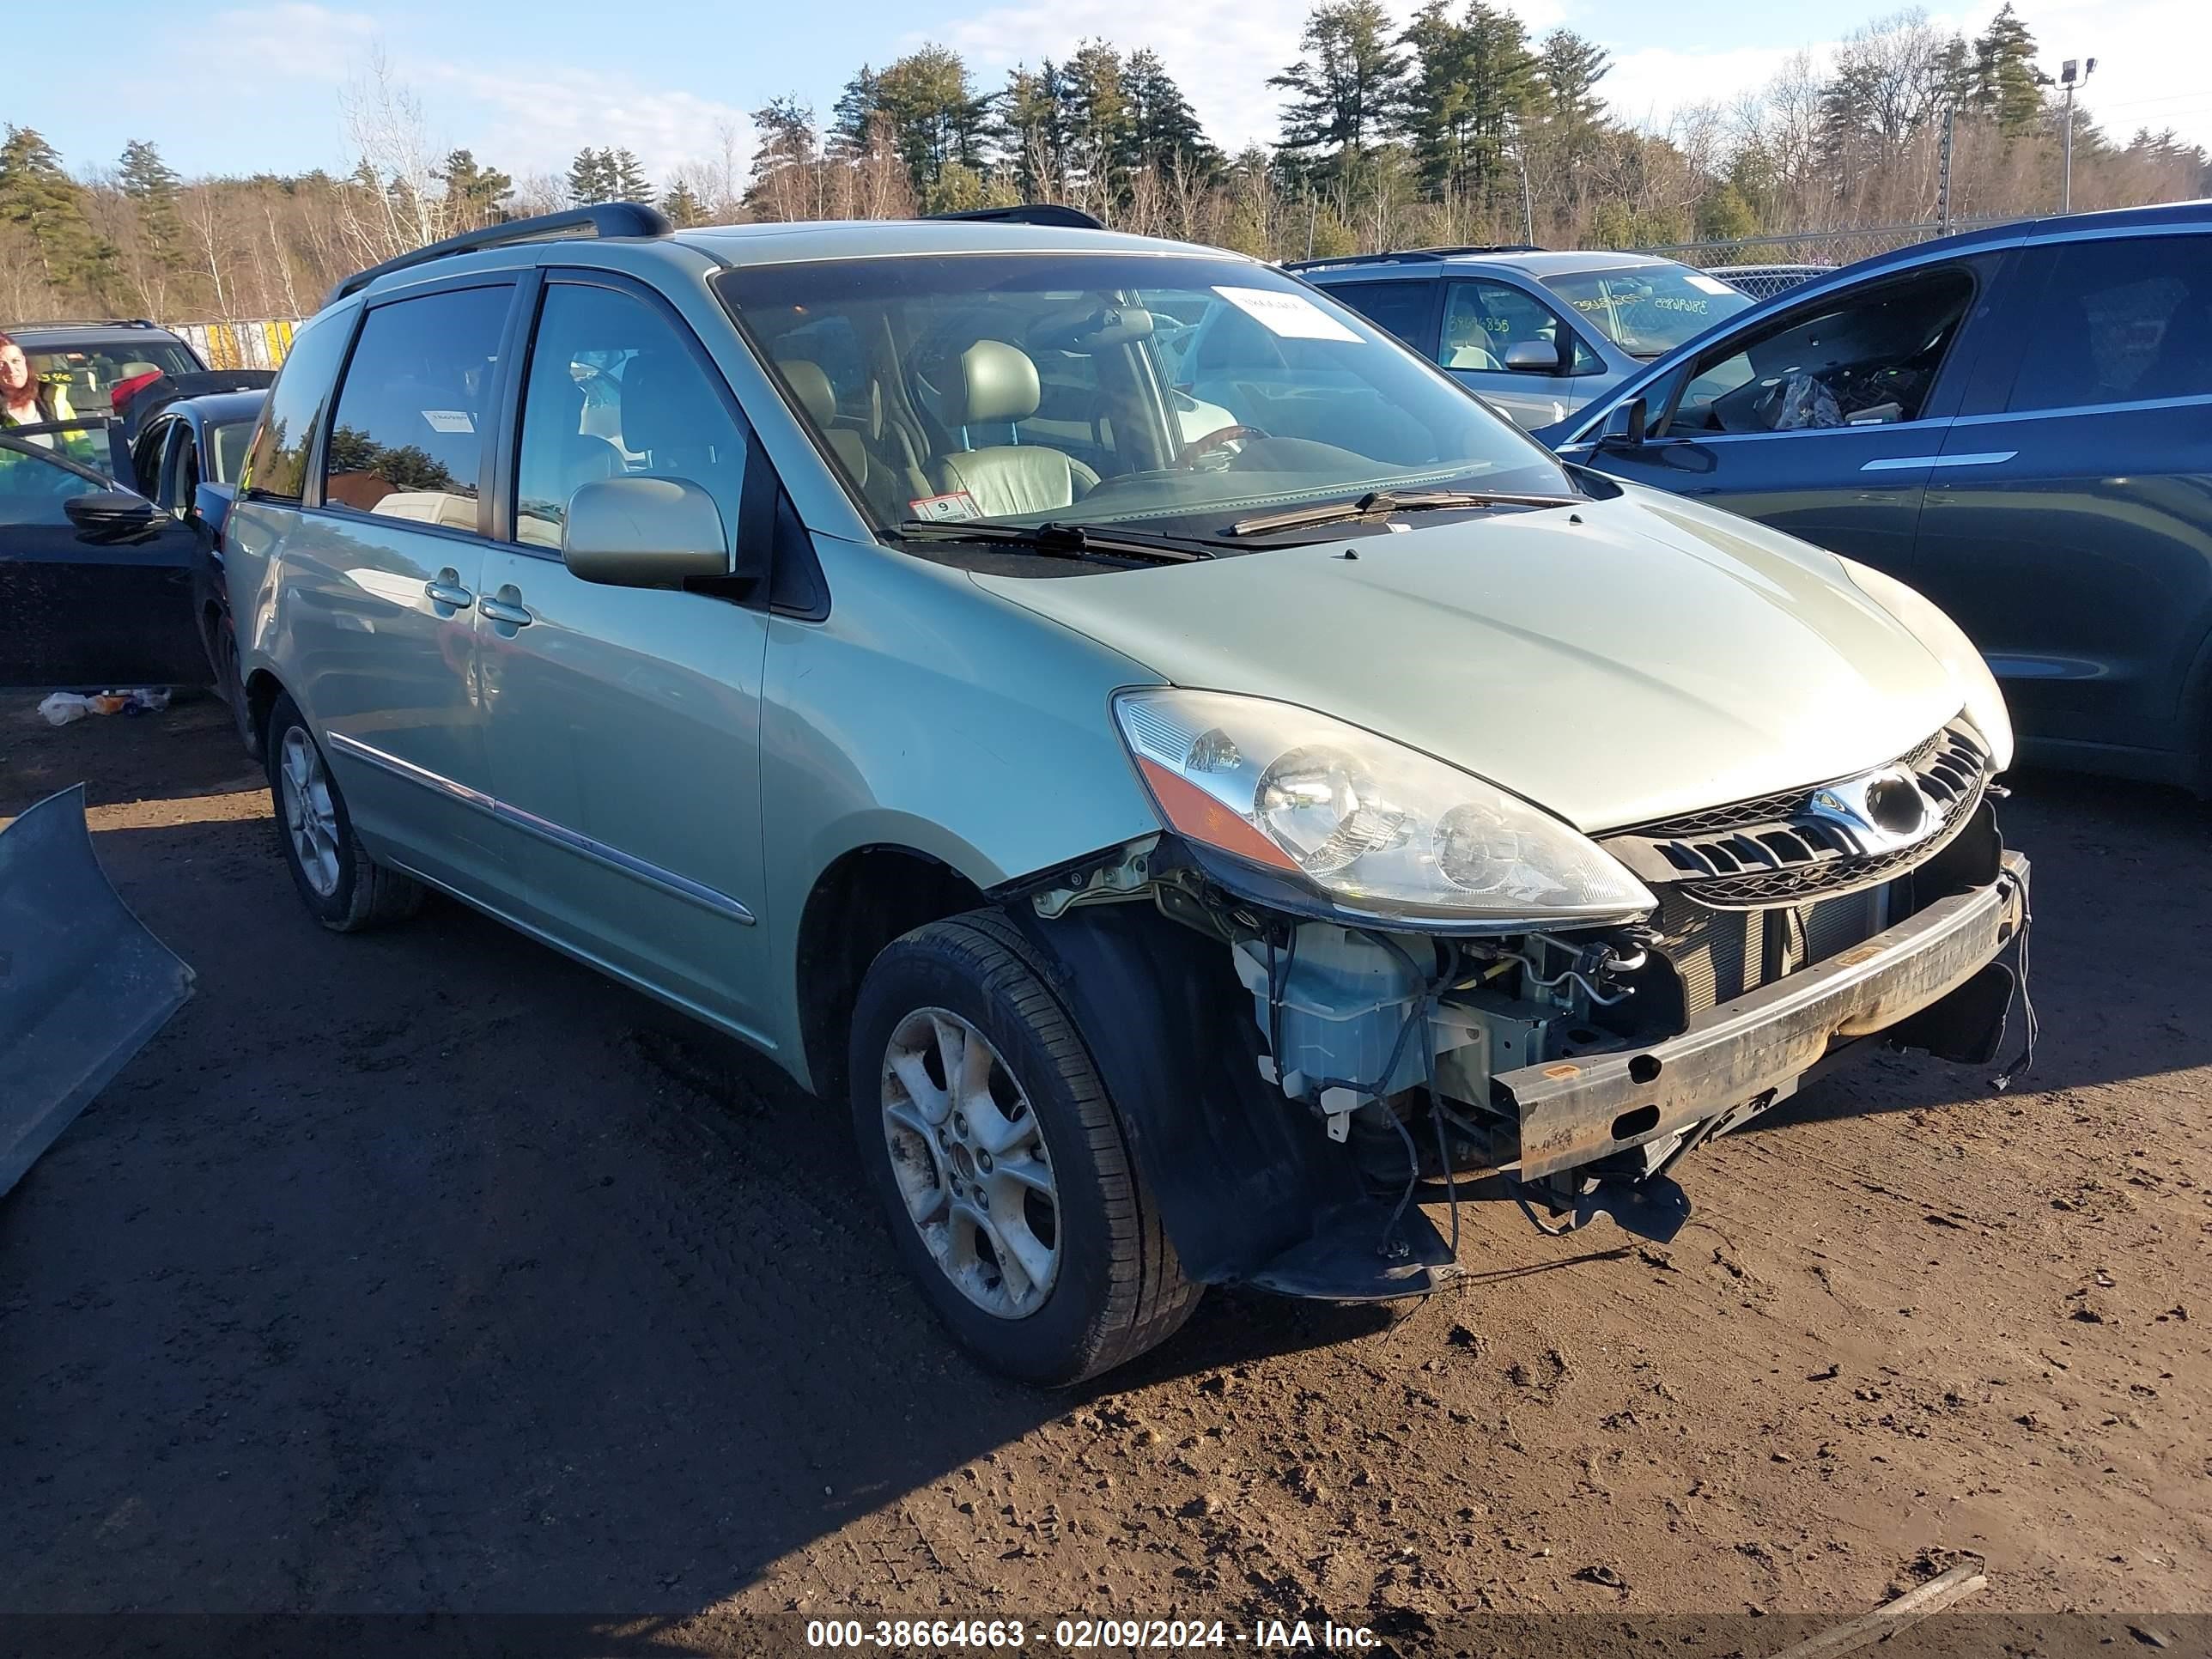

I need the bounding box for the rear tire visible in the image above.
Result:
[849,909,1200,1386]
[264,693,424,932]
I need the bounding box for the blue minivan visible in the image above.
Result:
[1546,201,2212,792]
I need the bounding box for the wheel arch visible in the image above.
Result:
[242,666,286,759]
[793,843,990,1101]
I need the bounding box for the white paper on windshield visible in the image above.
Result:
[1684,274,1737,296]
[421,409,475,434]
[908,489,981,522]
[1213,285,1362,343]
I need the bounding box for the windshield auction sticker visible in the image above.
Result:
[1213,286,1362,343]
[908,490,982,522]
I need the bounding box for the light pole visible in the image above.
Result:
[2060,56,2096,214]
[1510,119,1534,246]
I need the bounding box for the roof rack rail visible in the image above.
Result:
[1282,242,1544,271]
[926,204,1106,230]
[323,201,672,309]
[3,317,166,331]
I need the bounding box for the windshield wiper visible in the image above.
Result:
[896,519,1211,564]
[1227,488,1579,538]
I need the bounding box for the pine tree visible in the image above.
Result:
[565,149,614,205]
[999,65,1067,198]
[1125,50,1219,179]
[1060,42,1136,204]
[118,138,187,291]
[660,181,707,227]
[437,149,514,228]
[1399,0,1534,203]
[1271,0,1412,181]
[830,66,885,160]
[1972,3,2048,136]
[871,46,994,200]
[0,126,105,295]
[1534,30,1609,135]
[610,149,653,204]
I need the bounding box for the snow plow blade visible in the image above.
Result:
[0,786,193,1196]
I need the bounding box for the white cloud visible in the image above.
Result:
[198,3,374,82]
[181,3,750,186]
[1593,0,2212,149]
[420,64,753,186]
[1599,41,1805,132]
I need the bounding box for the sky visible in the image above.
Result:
[7,0,2207,189]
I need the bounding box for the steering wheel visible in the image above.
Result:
[1174,423,1270,469]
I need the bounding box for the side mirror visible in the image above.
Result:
[1503,339,1565,374]
[64,489,161,541]
[562,477,735,587]
[1598,397,1648,448]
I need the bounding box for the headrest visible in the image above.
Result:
[779,358,838,426]
[939,340,1040,427]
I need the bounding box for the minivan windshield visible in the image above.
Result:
[714,252,1572,544]
[1540,264,1751,359]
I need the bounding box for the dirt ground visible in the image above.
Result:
[2,697,2206,1652]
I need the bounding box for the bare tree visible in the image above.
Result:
[341,47,448,261]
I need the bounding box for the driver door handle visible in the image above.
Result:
[478,587,533,628]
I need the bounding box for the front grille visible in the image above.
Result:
[1604,721,1989,910]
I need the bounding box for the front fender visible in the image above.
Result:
[757,534,1166,1060]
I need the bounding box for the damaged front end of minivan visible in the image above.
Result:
[997,695,2030,1304]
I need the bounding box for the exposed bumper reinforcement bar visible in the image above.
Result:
[1498,852,2030,1180]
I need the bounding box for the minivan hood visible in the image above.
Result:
[971,488,1966,833]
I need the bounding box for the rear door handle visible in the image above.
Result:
[479,587,533,628]
[425,572,474,610]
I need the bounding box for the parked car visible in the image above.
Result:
[0,432,214,691]
[16,204,2028,1382]
[0,319,207,416]
[1290,246,1755,432]
[1705,263,1832,300]
[128,388,270,738]
[1547,199,2212,792]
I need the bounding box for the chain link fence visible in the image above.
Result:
[1637,216,2022,288]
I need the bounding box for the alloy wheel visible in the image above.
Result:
[276,726,342,899]
[880,1007,1060,1319]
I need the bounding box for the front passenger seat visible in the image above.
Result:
[781,359,879,500]
[932,341,1097,517]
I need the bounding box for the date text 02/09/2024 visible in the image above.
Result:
[803,1617,1382,1650]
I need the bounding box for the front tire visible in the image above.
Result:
[264,693,424,932]
[849,911,1200,1386]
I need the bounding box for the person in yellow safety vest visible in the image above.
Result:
[0,331,96,465]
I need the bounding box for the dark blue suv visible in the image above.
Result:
[1547,201,2212,793]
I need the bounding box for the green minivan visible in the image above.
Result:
[228,205,2029,1383]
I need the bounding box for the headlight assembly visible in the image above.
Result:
[1115,688,1656,927]
[1842,560,2014,773]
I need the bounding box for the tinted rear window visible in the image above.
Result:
[321,284,510,527]
[241,310,355,503]
[1324,281,1436,349]
[2007,234,2212,412]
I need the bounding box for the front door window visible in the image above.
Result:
[1666,268,1974,434]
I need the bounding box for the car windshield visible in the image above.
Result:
[714,252,1572,543]
[1540,265,1751,359]
[21,340,201,413]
